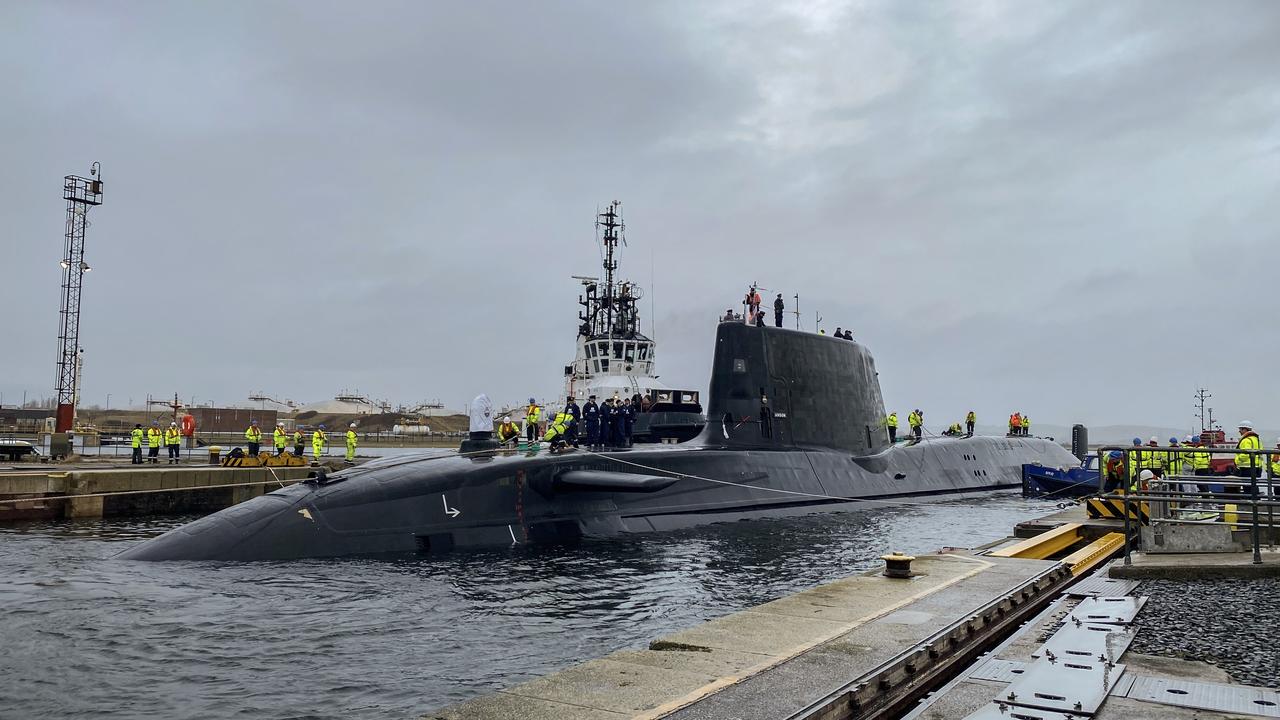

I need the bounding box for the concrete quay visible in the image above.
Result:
[0,464,315,521]
[425,553,1074,720]
[427,499,1280,720]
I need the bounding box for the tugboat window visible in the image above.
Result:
[638,345,650,360]
[625,344,635,363]
[586,344,596,358]
[613,342,623,359]
[600,359,609,372]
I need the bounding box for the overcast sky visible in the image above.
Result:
[2,1,1277,432]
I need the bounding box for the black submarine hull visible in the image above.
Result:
[119,323,1078,561]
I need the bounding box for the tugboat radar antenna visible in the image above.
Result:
[1194,387,1212,432]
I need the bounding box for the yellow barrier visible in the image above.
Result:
[1061,532,1125,575]
[1086,497,1150,524]
[989,523,1084,559]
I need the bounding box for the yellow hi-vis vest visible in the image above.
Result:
[293,431,303,445]
[526,405,541,424]
[887,413,897,428]
[543,412,568,441]
[498,422,520,442]
[165,428,180,445]
[274,429,287,448]
[1271,453,1280,477]
[1146,445,1167,468]
[245,426,262,443]
[1021,416,1030,429]
[966,412,976,424]
[131,428,144,448]
[1190,448,1211,471]
[147,428,162,448]
[346,430,357,448]
[1236,433,1262,471]
[1164,447,1182,474]
[312,431,325,448]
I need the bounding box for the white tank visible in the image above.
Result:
[392,424,432,435]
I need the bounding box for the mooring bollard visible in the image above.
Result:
[881,552,916,578]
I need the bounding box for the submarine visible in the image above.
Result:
[119,321,1079,561]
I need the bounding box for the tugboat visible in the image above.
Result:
[564,202,704,443]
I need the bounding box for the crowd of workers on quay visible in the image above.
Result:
[127,419,360,464]
[1101,419,1280,493]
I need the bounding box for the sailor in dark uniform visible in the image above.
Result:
[582,395,599,449]
[760,394,773,439]
[599,399,615,448]
[618,398,634,447]
[565,396,581,447]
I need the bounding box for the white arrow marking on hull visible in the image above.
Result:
[442,494,461,518]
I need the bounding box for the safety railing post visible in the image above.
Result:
[1251,454,1262,564]
[1123,461,1133,566]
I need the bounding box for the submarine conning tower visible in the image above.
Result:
[700,321,889,455]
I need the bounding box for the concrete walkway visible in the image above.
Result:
[425,554,1062,720]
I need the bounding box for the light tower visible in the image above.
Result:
[54,163,103,433]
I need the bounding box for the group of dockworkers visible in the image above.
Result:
[1105,421,1280,493]
[884,410,982,442]
[495,395,639,452]
[243,421,359,462]
[129,421,184,464]
[131,420,360,464]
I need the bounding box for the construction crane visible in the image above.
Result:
[54,164,103,433]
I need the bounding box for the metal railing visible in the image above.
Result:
[1095,444,1277,565]
[2,430,460,462]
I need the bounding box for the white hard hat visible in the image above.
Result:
[1184,435,1194,443]
[503,416,510,422]
[1238,420,1253,429]
[1149,436,1158,443]
[1139,469,1155,481]
[170,422,177,427]
[349,422,356,428]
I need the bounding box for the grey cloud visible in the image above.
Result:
[1,0,1276,434]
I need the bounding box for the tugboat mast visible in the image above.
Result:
[600,201,621,335]
[579,201,640,340]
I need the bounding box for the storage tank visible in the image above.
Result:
[392,424,432,436]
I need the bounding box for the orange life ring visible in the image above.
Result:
[181,414,196,436]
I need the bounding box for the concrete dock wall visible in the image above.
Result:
[0,466,314,521]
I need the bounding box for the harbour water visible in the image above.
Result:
[0,491,1058,719]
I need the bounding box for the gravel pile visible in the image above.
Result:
[1131,578,1280,688]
